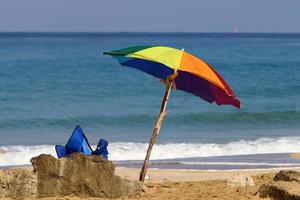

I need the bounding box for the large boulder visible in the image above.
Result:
[30,153,142,198]
[0,168,37,199]
[258,170,300,200]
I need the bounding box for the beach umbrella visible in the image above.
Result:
[103,46,240,182]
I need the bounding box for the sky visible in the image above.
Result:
[0,0,299,33]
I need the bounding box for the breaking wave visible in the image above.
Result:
[1,137,300,167]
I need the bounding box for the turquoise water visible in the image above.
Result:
[0,33,300,167]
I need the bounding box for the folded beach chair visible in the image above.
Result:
[55,125,109,159]
[55,125,92,158]
[92,139,109,159]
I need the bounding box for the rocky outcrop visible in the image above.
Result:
[0,168,37,199]
[273,170,300,183]
[31,153,142,198]
[0,153,142,199]
[258,170,300,200]
[226,173,255,187]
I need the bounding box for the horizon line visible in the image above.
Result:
[0,31,300,34]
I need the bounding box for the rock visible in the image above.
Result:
[274,170,300,183]
[226,173,255,187]
[30,153,142,198]
[258,170,300,200]
[0,168,37,199]
[259,182,300,200]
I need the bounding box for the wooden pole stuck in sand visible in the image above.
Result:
[139,71,177,182]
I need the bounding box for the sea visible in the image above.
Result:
[0,32,300,170]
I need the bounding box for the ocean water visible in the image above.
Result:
[0,33,300,168]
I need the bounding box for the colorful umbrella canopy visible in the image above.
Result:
[104,45,240,108]
[104,45,240,182]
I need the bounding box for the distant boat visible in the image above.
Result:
[234,28,240,33]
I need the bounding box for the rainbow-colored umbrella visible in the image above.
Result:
[104,46,240,108]
[103,45,240,182]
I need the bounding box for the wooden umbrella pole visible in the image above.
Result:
[139,73,177,182]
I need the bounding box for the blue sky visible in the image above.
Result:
[0,0,299,32]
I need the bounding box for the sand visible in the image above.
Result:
[113,167,300,200]
[3,166,300,200]
[115,167,285,182]
[290,153,300,160]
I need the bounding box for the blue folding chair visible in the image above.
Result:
[92,139,109,159]
[55,125,92,158]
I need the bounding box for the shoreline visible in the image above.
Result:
[1,151,299,172]
[2,152,299,171]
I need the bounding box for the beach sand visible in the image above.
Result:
[290,153,300,160]
[2,166,300,200]
[113,167,300,200]
[116,167,282,182]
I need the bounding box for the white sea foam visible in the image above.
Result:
[0,137,300,167]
